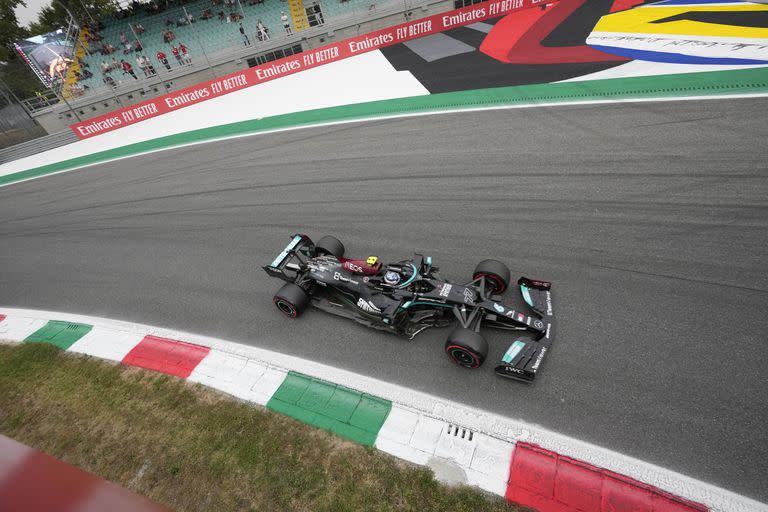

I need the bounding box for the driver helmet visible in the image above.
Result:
[384,270,400,286]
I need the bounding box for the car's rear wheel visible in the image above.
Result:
[473,259,510,294]
[273,283,310,318]
[444,328,488,369]
[315,235,345,258]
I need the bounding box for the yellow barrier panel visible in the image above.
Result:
[593,4,768,39]
[288,0,310,32]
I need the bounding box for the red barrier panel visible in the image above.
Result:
[480,0,628,64]
[0,314,6,323]
[506,443,709,512]
[121,335,210,378]
[0,434,171,512]
[70,0,553,139]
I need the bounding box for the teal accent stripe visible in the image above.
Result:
[399,301,453,310]
[521,285,534,307]
[502,340,526,364]
[270,235,302,268]
[1,67,766,188]
[397,264,418,289]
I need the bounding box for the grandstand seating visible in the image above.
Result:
[74,0,374,93]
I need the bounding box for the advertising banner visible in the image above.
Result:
[70,0,552,139]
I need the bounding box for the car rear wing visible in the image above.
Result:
[495,278,554,383]
[263,234,313,281]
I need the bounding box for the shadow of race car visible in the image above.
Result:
[263,234,555,382]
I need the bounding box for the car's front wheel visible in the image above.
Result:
[444,328,488,369]
[273,283,310,318]
[473,259,510,294]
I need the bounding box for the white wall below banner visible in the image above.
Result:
[0,50,428,180]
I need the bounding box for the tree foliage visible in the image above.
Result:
[0,0,29,62]
[28,0,118,34]
[1,0,117,99]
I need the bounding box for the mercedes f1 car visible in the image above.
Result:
[263,234,554,382]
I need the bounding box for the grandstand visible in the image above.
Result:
[19,0,445,134]
[68,0,382,94]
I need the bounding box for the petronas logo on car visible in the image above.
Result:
[357,298,381,313]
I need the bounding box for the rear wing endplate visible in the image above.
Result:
[263,234,311,280]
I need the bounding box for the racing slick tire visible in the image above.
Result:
[444,328,488,369]
[314,235,345,258]
[273,283,310,318]
[473,259,510,294]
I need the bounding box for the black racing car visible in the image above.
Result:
[263,234,554,382]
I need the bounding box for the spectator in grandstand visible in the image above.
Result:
[171,45,183,65]
[177,15,189,26]
[163,29,176,43]
[121,59,138,79]
[101,60,110,73]
[137,55,151,77]
[102,43,116,55]
[309,2,323,25]
[123,41,133,54]
[134,39,143,52]
[134,23,145,34]
[179,42,192,64]
[137,54,147,77]
[218,10,226,21]
[119,31,128,45]
[85,30,102,43]
[165,17,175,26]
[201,8,213,19]
[257,19,269,41]
[70,83,87,96]
[103,74,117,87]
[111,56,119,70]
[239,23,250,46]
[156,50,171,71]
[281,12,292,35]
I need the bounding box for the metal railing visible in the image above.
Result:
[0,129,79,164]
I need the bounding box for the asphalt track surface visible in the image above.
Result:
[1,98,767,502]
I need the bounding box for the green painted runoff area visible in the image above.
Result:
[267,372,392,446]
[24,320,93,350]
[1,67,766,188]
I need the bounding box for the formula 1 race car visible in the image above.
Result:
[263,234,555,382]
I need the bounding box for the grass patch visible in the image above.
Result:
[0,343,520,512]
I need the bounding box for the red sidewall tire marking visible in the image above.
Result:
[445,344,481,369]
[474,273,507,294]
